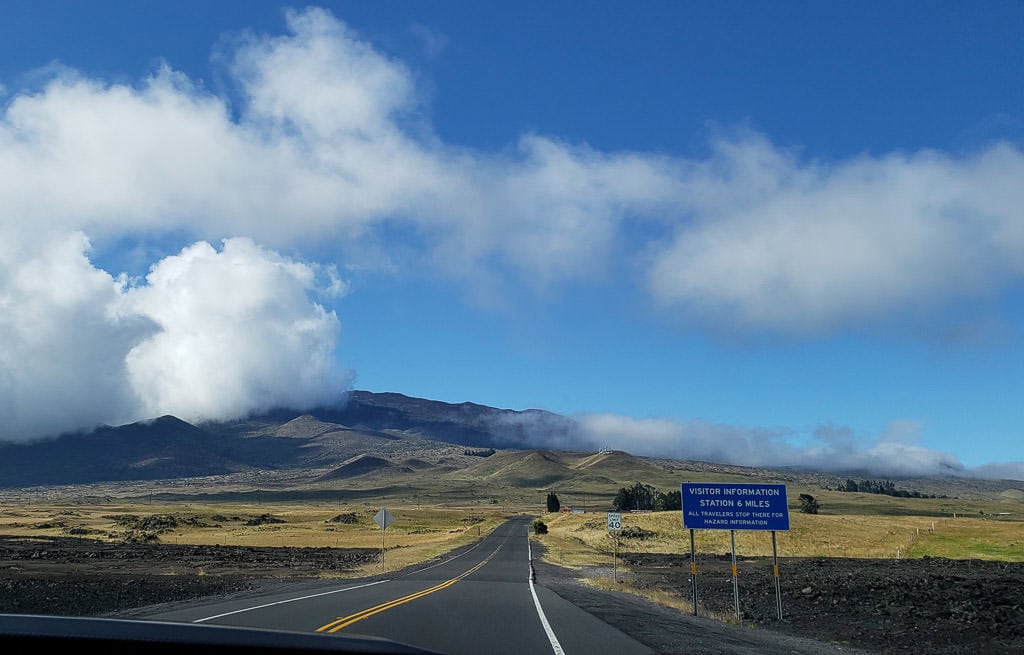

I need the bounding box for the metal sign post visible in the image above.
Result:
[689,528,698,616]
[373,508,395,573]
[730,530,740,619]
[772,530,782,619]
[613,534,618,582]
[681,483,790,623]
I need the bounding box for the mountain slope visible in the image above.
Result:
[0,416,245,486]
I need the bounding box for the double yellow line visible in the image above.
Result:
[316,546,500,633]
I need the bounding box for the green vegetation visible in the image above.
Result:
[546,492,560,513]
[612,482,681,512]
[799,493,820,514]
[532,519,548,535]
[834,478,944,499]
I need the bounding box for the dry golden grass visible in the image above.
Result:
[0,500,511,577]
[534,507,1024,565]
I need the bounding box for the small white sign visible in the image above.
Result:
[374,508,395,529]
[607,512,622,532]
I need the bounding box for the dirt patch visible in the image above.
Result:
[606,552,1023,654]
[0,534,378,617]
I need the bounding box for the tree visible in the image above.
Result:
[653,490,681,511]
[612,482,658,511]
[798,493,820,514]
[546,492,560,513]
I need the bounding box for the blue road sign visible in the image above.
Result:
[681,483,790,531]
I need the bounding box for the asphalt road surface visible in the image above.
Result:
[140,516,655,655]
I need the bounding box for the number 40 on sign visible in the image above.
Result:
[606,512,621,531]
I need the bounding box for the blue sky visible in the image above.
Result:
[1,2,1022,478]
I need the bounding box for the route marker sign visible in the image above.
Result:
[681,483,790,531]
[373,508,395,530]
[606,512,622,532]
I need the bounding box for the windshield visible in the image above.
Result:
[0,3,1022,655]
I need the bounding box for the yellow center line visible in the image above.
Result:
[316,545,501,633]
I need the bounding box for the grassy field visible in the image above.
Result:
[533,505,1024,567]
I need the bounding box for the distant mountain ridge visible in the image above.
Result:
[0,390,573,487]
[0,391,1020,499]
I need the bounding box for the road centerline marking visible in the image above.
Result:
[317,544,502,633]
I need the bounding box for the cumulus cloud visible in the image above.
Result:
[649,136,1024,332]
[0,230,347,442]
[4,6,1022,328]
[122,238,347,423]
[0,230,150,440]
[0,7,683,289]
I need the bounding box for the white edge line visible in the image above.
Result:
[196,520,495,623]
[192,579,389,623]
[405,533,487,575]
[527,530,565,655]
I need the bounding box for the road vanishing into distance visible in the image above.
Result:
[140,516,654,655]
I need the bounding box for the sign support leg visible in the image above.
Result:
[613,535,617,582]
[381,527,385,573]
[730,530,740,620]
[772,530,782,620]
[689,528,698,616]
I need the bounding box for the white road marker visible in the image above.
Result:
[192,579,389,623]
[405,533,488,575]
[527,531,566,655]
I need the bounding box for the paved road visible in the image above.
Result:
[140,516,654,655]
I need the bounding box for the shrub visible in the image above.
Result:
[532,519,548,534]
[798,493,820,514]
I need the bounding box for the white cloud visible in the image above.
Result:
[123,238,348,423]
[0,230,348,442]
[4,7,1021,331]
[0,7,684,288]
[0,230,150,440]
[572,413,984,478]
[650,136,1024,332]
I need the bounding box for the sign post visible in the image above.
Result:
[772,531,783,619]
[374,508,395,573]
[730,530,739,619]
[607,512,621,582]
[681,483,790,622]
[689,528,698,616]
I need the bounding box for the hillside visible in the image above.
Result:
[0,391,1020,506]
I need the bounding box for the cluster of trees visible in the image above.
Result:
[834,479,944,499]
[612,482,681,512]
[546,492,561,513]
[463,448,496,457]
